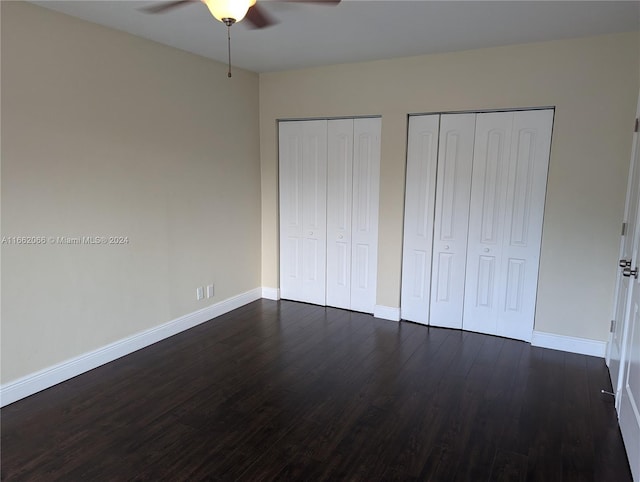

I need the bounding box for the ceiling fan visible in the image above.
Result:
[143,0,341,76]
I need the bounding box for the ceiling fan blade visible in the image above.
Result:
[281,0,341,4]
[141,0,197,14]
[245,4,278,29]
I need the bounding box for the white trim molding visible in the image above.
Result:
[0,288,262,408]
[261,287,281,300]
[374,305,401,322]
[531,330,606,358]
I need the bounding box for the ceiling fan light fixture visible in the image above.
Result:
[202,0,256,23]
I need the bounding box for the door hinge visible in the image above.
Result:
[635,118,639,133]
[622,222,627,236]
[610,319,616,333]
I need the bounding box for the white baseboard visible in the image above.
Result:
[374,305,401,322]
[531,330,606,358]
[261,287,280,300]
[0,288,262,408]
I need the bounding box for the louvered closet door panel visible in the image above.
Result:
[429,113,476,329]
[463,112,514,336]
[350,117,381,314]
[497,109,553,341]
[279,120,328,305]
[401,115,440,324]
[326,119,354,310]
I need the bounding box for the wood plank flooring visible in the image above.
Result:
[1,300,632,481]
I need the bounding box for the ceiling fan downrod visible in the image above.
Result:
[223,17,235,78]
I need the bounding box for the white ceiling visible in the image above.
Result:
[30,0,640,73]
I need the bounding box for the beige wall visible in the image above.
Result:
[1,2,261,383]
[260,32,640,342]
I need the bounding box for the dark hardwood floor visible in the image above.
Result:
[1,300,632,481]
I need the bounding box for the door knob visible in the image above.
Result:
[338,234,343,239]
[622,267,639,279]
[309,231,313,236]
[619,258,632,268]
[484,248,490,253]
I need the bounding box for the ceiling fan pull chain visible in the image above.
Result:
[227,22,232,78]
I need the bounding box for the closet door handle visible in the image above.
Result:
[619,258,632,268]
[623,267,638,279]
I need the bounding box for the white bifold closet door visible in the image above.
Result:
[463,110,553,341]
[326,118,381,313]
[279,117,381,314]
[401,109,553,341]
[429,114,476,329]
[400,115,439,324]
[279,120,328,305]
[400,113,475,327]
[326,119,354,309]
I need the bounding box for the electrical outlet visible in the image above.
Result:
[196,287,204,301]
[206,284,214,298]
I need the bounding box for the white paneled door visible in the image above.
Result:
[429,113,476,329]
[279,120,327,305]
[461,112,513,335]
[280,117,380,314]
[609,94,640,404]
[464,110,553,341]
[326,119,354,310]
[401,109,553,341]
[349,118,381,313]
[619,192,640,482]
[609,93,640,482]
[400,115,440,324]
